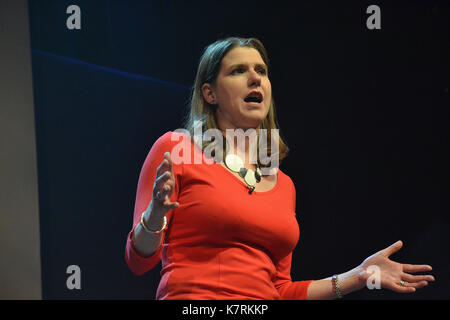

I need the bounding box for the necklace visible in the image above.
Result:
[224,154,262,194]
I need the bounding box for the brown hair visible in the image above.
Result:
[183,37,288,166]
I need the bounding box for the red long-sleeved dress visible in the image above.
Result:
[125,131,313,299]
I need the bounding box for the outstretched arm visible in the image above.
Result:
[306,240,435,300]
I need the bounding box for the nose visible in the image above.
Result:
[248,69,262,87]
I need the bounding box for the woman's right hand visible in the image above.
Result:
[150,151,179,216]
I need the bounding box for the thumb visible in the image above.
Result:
[382,240,403,257]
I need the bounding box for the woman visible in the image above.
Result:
[125,37,434,299]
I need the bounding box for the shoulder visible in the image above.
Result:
[277,168,294,186]
[142,131,190,174]
[151,130,192,152]
[146,130,196,167]
[153,131,184,146]
[277,168,296,193]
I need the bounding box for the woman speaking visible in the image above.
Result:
[125,37,434,299]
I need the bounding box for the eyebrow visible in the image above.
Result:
[228,63,268,71]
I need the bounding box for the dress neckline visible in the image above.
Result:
[215,162,280,195]
[177,131,281,195]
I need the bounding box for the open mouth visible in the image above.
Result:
[244,92,263,104]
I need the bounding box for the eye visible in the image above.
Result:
[257,67,267,75]
[231,67,244,75]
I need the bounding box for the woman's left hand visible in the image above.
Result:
[357,240,435,293]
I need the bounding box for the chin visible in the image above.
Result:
[235,108,269,129]
[239,118,265,130]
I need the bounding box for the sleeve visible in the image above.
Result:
[273,174,313,299]
[124,131,182,276]
[274,252,313,300]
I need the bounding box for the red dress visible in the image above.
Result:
[125,131,313,299]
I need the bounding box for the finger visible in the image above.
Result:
[156,154,171,176]
[165,151,173,165]
[156,153,176,182]
[166,152,175,175]
[381,240,403,257]
[154,186,179,209]
[163,152,176,187]
[160,187,179,210]
[389,282,416,293]
[402,264,433,273]
[154,190,163,202]
[403,280,429,289]
[162,151,173,169]
[153,176,170,201]
[156,160,169,177]
[166,201,180,210]
[158,184,171,200]
[154,171,171,191]
[402,273,435,283]
[398,279,428,289]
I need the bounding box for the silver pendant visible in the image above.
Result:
[225,154,243,172]
[244,170,257,186]
[224,153,261,189]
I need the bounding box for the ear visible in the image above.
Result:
[201,83,217,105]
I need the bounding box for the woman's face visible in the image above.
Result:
[204,47,272,130]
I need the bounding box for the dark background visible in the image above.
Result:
[28,0,450,299]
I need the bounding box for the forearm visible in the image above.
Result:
[306,267,366,300]
[131,202,166,257]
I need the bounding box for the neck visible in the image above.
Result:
[219,127,260,169]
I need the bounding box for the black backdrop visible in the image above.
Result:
[28,0,450,299]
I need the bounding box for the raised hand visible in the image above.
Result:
[358,240,435,293]
[151,151,179,215]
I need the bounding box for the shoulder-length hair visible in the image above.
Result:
[183,37,289,167]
